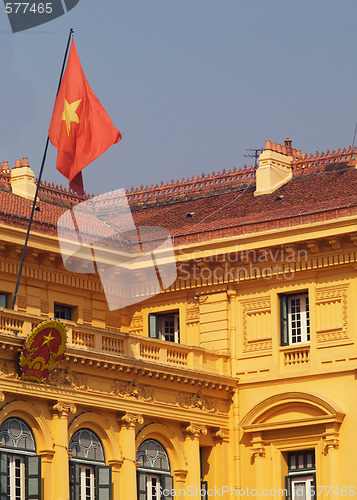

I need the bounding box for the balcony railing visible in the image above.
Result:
[0,308,229,376]
[282,345,310,366]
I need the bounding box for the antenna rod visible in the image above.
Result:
[352,121,357,150]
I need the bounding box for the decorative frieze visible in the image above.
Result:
[112,379,155,401]
[82,309,92,325]
[47,369,89,391]
[40,300,49,316]
[17,296,27,311]
[241,298,272,353]
[186,305,199,324]
[316,286,348,343]
[176,391,217,412]
[129,313,143,334]
[0,360,19,379]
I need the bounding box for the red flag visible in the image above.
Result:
[49,41,121,194]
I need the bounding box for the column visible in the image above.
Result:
[50,401,76,500]
[324,425,340,486]
[250,433,266,492]
[182,423,207,499]
[38,449,55,500]
[108,460,123,500]
[118,413,144,500]
[211,429,230,496]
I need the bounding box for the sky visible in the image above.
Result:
[1,0,357,196]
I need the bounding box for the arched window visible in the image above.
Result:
[0,417,41,500]
[136,440,173,500]
[69,428,111,500]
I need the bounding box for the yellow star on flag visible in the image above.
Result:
[62,98,82,136]
[41,330,55,347]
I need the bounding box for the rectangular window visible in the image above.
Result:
[280,293,310,346]
[79,465,95,500]
[8,455,25,500]
[147,474,161,500]
[148,313,179,343]
[54,303,72,321]
[286,450,316,500]
[0,293,8,308]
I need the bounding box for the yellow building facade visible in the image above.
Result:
[0,139,356,499]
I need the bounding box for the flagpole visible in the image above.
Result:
[11,28,74,311]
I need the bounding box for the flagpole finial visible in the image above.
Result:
[70,28,74,38]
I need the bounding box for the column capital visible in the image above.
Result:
[108,459,124,470]
[211,428,229,442]
[50,401,76,416]
[173,469,188,482]
[119,413,144,428]
[182,423,207,438]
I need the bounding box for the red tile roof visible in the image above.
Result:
[1,140,357,246]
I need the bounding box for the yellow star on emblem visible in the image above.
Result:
[41,330,55,347]
[62,98,82,136]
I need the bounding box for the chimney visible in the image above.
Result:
[285,137,292,155]
[254,139,293,197]
[10,158,37,200]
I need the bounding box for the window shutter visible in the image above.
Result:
[137,471,147,500]
[280,295,289,346]
[201,480,208,500]
[285,476,291,500]
[95,465,112,500]
[161,475,174,500]
[0,453,8,500]
[148,314,159,339]
[25,455,41,500]
[69,463,80,500]
[311,472,316,500]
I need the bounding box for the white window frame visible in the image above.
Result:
[8,454,26,500]
[291,474,315,500]
[79,464,95,500]
[287,293,310,345]
[147,474,161,500]
[158,314,179,343]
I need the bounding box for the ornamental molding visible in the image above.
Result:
[211,428,229,442]
[176,391,217,413]
[112,379,155,401]
[0,360,19,380]
[46,368,89,391]
[182,423,207,437]
[250,443,266,459]
[316,286,348,342]
[50,401,76,416]
[323,437,339,451]
[241,298,272,353]
[186,306,199,324]
[119,413,144,427]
